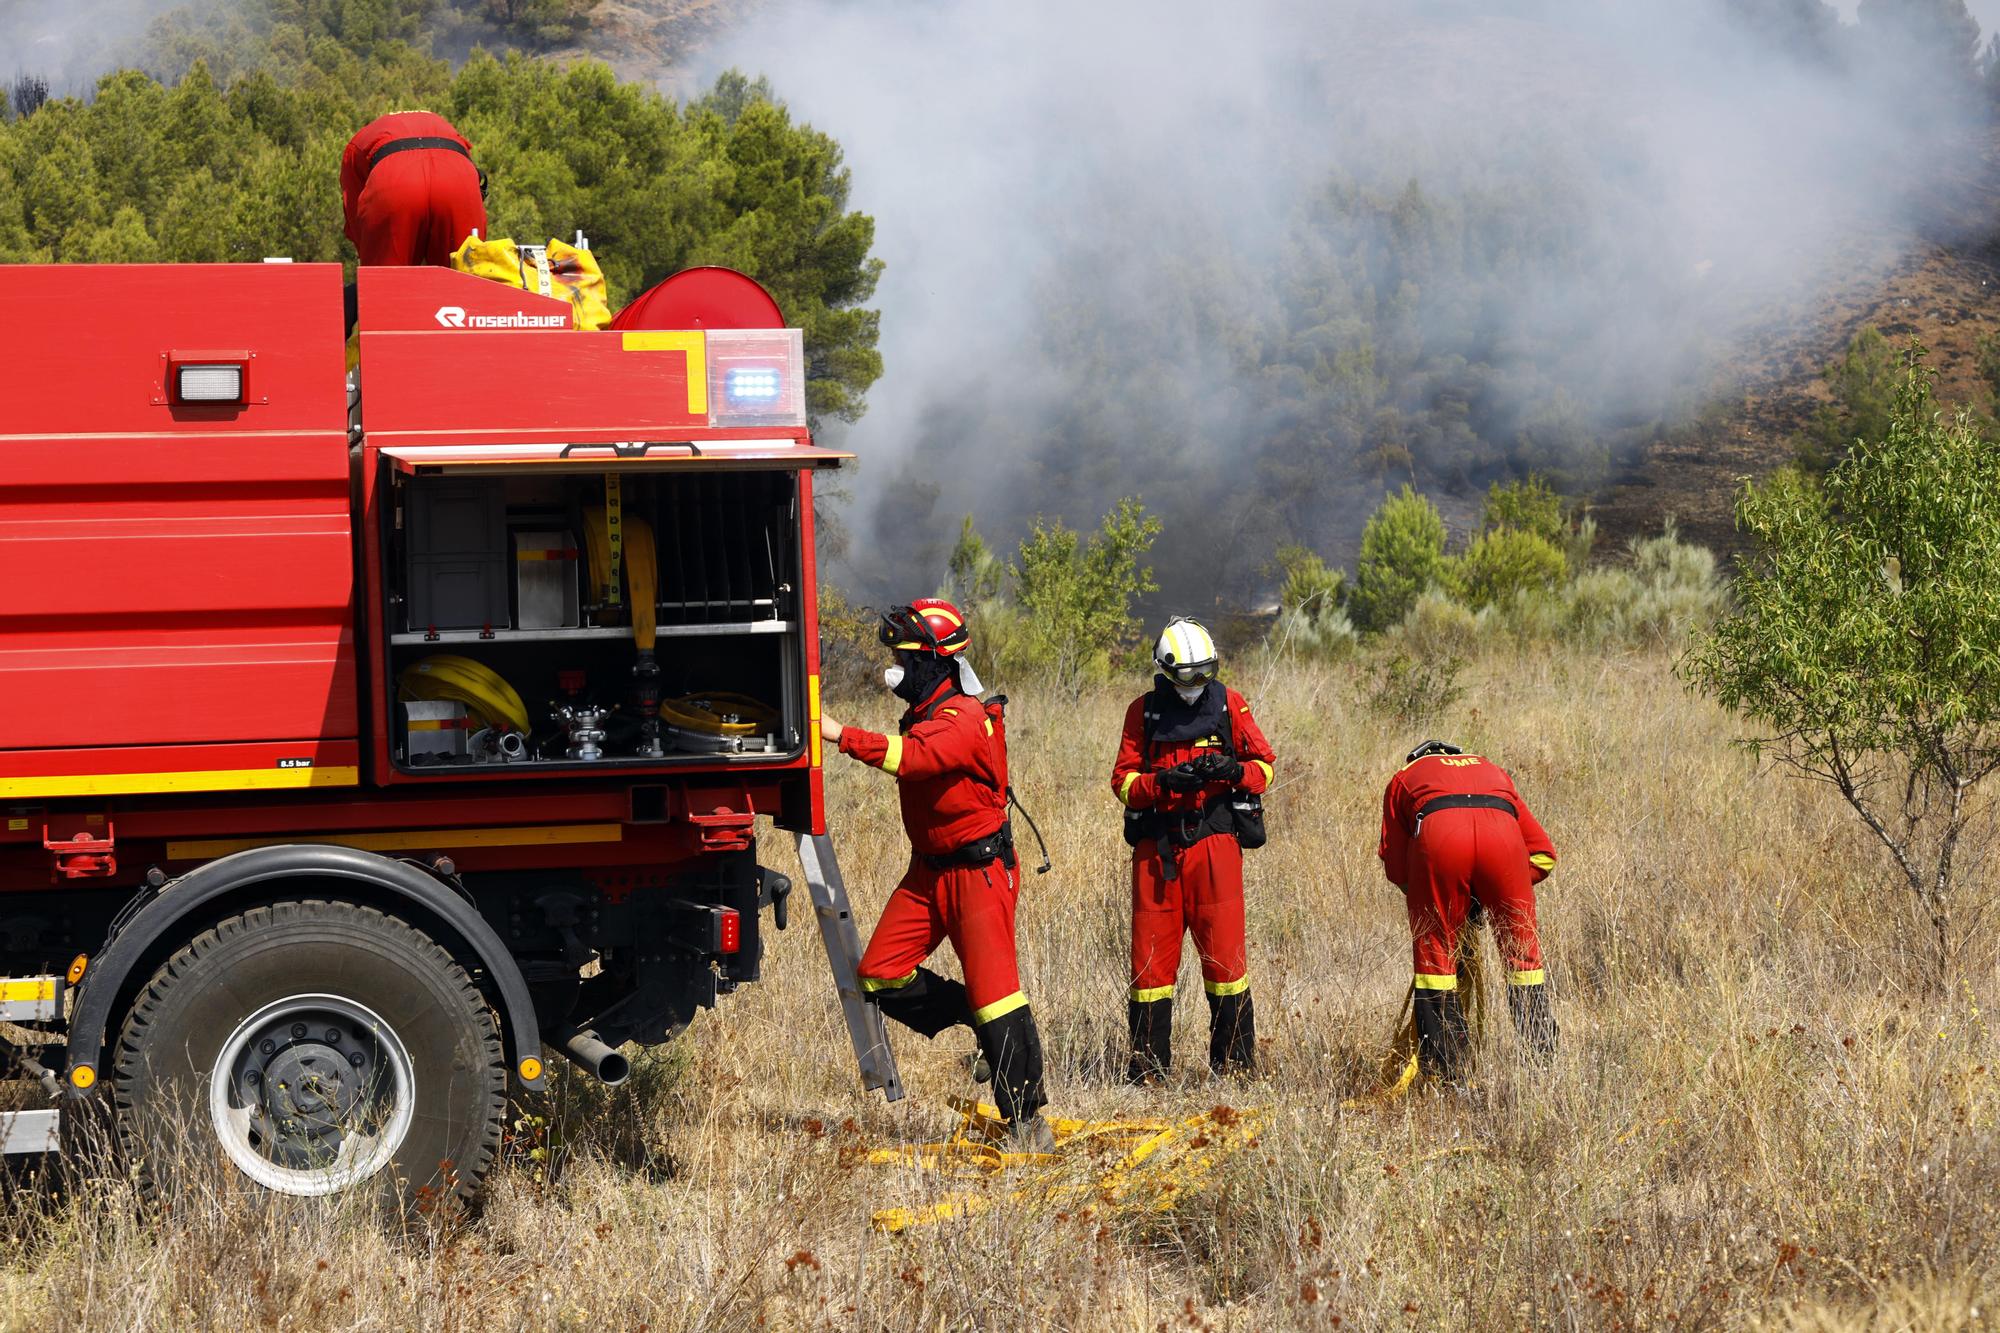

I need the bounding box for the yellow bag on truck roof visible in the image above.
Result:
[449,235,612,331]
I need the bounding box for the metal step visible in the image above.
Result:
[1,1109,58,1155]
[795,833,903,1102]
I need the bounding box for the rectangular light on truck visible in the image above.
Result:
[174,363,245,404]
[706,328,805,429]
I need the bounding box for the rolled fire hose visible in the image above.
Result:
[398,655,531,735]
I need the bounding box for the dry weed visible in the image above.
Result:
[3,645,1995,1330]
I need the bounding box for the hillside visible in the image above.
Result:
[1593,127,2000,559]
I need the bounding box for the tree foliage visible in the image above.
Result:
[1686,346,2000,976]
[1453,527,1568,611]
[1800,324,1898,471]
[0,8,882,422]
[1008,499,1162,693]
[1350,486,1449,633]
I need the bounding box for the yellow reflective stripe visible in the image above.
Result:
[808,673,822,768]
[1252,760,1273,785]
[972,991,1028,1025]
[926,605,964,628]
[1204,977,1250,997]
[620,330,707,416]
[984,718,994,736]
[1119,772,1141,806]
[1130,983,1174,1002]
[0,979,57,1004]
[1413,973,1459,991]
[166,822,624,862]
[1509,969,1546,987]
[0,765,361,799]
[1529,853,1556,871]
[859,970,918,993]
[881,735,904,776]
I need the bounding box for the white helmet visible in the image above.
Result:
[1153,617,1218,686]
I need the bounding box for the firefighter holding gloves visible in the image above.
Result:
[1111,618,1275,1082]
[340,112,487,269]
[818,599,1053,1150]
[1378,740,1559,1084]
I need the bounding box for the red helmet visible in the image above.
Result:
[879,597,971,657]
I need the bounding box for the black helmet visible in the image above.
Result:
[1405,739,1464,764]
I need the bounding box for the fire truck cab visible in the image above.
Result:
[0,260,879,1205]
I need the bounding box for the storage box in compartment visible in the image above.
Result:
[406,480,509,631]
[514,530,580,629]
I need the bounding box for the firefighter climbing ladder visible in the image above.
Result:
[796,834,904,1102]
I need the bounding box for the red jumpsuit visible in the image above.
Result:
[837,679,1044,1120]
[340,112,487,268]
[1378,753,1556,991]
[1111,683,1275,1075]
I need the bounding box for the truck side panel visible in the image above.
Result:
[0,264,357,799]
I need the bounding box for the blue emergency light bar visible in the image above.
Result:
[726,366,783,403]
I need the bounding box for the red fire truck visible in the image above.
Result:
[0,260,899,1204]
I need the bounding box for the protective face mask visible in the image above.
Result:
[883,665,906,693]
[1174,682,1207,705]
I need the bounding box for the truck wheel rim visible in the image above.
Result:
[208,993,417,1196]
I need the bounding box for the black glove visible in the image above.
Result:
[1191,752,1245,785]
[1155,763,1206,793]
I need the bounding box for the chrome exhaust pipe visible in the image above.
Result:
[555,1028,630,1086]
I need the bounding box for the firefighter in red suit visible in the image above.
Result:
[818,599,1052,1148]
[1378,740,1558,1082]
[1111,617,1275,1081]
[339,112,487,268]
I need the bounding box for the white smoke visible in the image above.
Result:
[703,0,1996,597]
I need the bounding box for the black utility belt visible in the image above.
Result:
[369,136,474,169]
[1414,793,1517,832]
[922,822,1016,872]
[1124,790,1265,850]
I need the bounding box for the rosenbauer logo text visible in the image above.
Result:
[434,305,568,329]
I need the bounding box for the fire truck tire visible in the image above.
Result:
[110,898,507,1211]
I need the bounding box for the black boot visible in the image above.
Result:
[976,1003,1047,1126]
[1508,982,1558,1058]
[1207,987,1256,1076]
[869,966,973,1037]
[1126,997,1173,1083]
[1412,988,1471,1085]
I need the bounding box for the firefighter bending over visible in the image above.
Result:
[1378,740,1558,1083]
[340,112,487,268]
[818,599,1053,1150]
[1112,618,1275,1081]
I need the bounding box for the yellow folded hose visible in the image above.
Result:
[399,655,531,734]
[582,502,658,651]
[625,515,657,652]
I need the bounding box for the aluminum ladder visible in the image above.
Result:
[795,834,903,1102]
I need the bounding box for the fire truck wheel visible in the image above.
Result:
[110,898,507,1211]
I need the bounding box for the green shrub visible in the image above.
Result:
[1367,648,1467,724]
[1480,475,1565,545]
[1269,544,1357,658]
[1004,498,1162,693]
[1799,325,1897,472]
[1350,485,1449,633]
[1559,520,1725,646]
[1453,527,1568,610]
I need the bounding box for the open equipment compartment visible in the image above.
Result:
[382,455,808,775]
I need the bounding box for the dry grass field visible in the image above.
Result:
[3,642,1996,1331]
